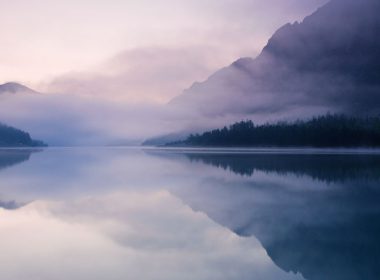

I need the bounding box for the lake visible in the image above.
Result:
[0,147,379,280]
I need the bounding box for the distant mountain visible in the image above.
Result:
[0,123,46,147]
[0,82,38,95]
[169,0,380,118]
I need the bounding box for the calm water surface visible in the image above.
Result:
[0,147,379,280]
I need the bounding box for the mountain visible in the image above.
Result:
[169,0,380,119]
[0,82,38,95]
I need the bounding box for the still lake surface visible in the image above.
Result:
[0,147,379,280]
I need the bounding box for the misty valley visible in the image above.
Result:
[0,0,379,279]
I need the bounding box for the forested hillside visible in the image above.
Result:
[0,123,46,147]
[172,115,380,147]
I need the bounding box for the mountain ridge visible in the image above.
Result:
[169,0,380,118]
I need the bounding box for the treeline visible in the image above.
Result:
[0,123,46,147]
[171,115,380,147]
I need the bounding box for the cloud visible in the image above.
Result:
[1,44,260,146]
[0,0,328,85]
[0,86,252,146]
[44,46,227,103]
[0,93,171,145]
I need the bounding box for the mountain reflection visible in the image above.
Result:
[153,150,380,280]
[0,190,304,280]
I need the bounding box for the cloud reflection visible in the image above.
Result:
[0,190,303,280]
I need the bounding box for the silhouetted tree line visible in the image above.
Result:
[0,123,46,147]
[173,114,380,147]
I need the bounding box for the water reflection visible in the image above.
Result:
[0,190,302,280]
[176,151,380,183]
[0,148,303,280]
[0,148,379,280]
[0,148,37,171]
[0,149,39,209]
[152,150,380,280]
